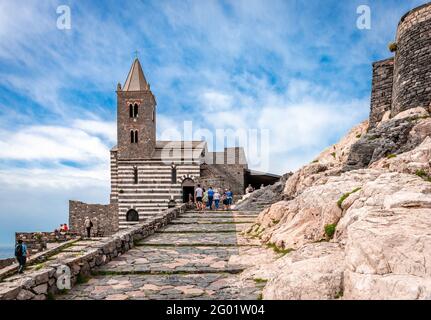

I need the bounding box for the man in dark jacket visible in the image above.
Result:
[15,239,29,274]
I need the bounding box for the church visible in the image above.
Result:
[69,58,279,234]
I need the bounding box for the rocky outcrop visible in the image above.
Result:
[345,108,430,170]
[241,108,431,300]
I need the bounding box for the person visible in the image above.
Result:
[246,184,254,194]
[202,188,209,210]
[195,184,203,211]
[63,223,69,232]
[226,188,233,210]
[222,189,229,211]
[213,188,221,210]
[84,217,93,238]
[15,239,28,274]
[207,186,214,210]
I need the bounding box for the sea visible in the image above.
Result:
[0,246,14,259]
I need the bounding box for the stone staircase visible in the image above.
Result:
[56,208,274,300]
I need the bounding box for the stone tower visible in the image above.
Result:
[116,58,156,159]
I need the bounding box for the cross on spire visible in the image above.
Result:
[134,50,139,59]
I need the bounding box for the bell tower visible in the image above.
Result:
[116,58,156,159]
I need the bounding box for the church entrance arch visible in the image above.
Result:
[182,178,195,203]
[126,209,139,222]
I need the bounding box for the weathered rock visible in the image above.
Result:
[261,243,345,300]
[32,283,48,295]
[17,289,35,300]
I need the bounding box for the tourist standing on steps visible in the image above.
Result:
[226,188,233,210]
[84,217,93,238]
[222,189,229,210]
[195,184,204,211]
[15,239,28,274]
[202,188,209,210]
[207,186,214,210]
[213,188,221,211]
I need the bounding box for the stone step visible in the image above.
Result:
[158,224,248,233]
[137,232,261,247]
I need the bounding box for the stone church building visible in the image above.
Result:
[69,58,279,235]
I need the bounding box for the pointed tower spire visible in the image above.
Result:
[123,58,149,91]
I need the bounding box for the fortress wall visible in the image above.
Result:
[69,201,118,237]
[369,58,394,129]
[392,2,431,116]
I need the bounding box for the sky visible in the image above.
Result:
[0,0,428,246]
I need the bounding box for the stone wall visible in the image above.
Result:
[199,164,246,195]
[0,205,187,300]
[369,58,394,129]
[15,232,78,254]
[0,259,15,270]
[69,201,118,237]
[392,2,431,116]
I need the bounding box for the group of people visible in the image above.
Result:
[54,223,69,233]
[193,184,233,211]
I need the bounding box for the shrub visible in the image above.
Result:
[416,170,431,182]
[331,152,336,159]
[388,42,397,52]
[386,154,397,159]
[337,187,361,209]
[324,224,336,239]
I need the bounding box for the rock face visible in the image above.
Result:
[345,108,430,170]
[242,110,431,300]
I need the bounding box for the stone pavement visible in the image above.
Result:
[57,209,277,300]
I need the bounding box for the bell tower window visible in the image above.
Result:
[131,130,138,143]
[129,103,138,118]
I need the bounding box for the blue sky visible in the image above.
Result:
[0,0,428,246]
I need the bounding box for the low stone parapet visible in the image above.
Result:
[0,204,188,300]
[15,232,79,254]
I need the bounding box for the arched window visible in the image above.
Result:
[171,163,177,184]
[126,209,139,222]
[133,104,139,118]
[131,130,138,143]
[129,104,133,118]
[133,166,138,184]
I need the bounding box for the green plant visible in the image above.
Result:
[388,42,397,52]
[324,224,336,239]
[312,160,319,163]
[254,278,268,284]
[337,187,361,209]
[34,263,45,271]
[386,154,397,159]
[356,134,362,139]
[331,152,336,159]
[266,243,294,256]
[415,170,431,182]
[76,273,90,285]
[47,292,55,300]
[334,290,344,299]
[257,293,263,300]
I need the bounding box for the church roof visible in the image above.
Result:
[123,58,149,91]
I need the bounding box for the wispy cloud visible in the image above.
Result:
[0,0,429,244]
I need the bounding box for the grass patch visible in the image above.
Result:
[337,187,362,209]
[76,273,90,285]
[415,170,431,182]
[254,278,268,284]
[331,152,336,159]
[266,243,294,256]
[34,263,45,271]
[47,292,55,300]
[386,154,397,159]
[58,288,69,295]
[324,224,336,240]
[334,290,344,299]
[257,293,263,300]
[312,160,319,163]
